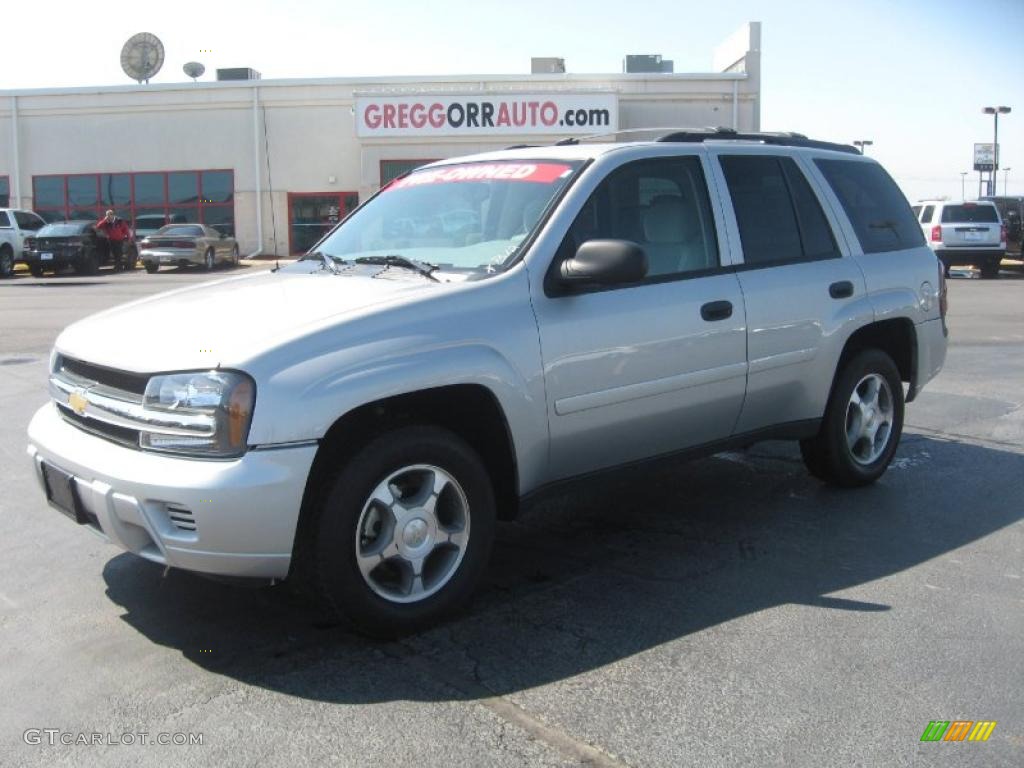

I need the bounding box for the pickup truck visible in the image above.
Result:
[0,208,47,277]
[27,131,948,636]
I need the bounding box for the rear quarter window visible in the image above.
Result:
[0,211,10,227]
[940,204,999,223]
[815,160,925,254]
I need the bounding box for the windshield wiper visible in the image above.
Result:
[302,250,347,274]
[354,255,440,282]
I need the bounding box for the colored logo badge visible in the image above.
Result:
[69,390,88,416]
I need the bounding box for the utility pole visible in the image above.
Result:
[960,171,967,200]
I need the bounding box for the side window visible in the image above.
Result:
[0,211,11,228]
[14,211,44,231]
[720,155,837,265]
[911,205,921,218]
[920,205,935,224]
[558,156,719,280]
[815,159,926,253]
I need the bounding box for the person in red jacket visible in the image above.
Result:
[95,209,132,271]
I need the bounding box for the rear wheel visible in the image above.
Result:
[800,349,904,487]
[230,244,240,267]
[0,246,13,278]
[204,248,215,271]
[125,246,138,272]
[144,262,159,274]
[979,258,1001,279]
[312,425,496,637]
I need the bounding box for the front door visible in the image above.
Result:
[288,192,358,255]
[529,153,748,482]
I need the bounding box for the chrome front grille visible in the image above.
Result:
[50,355,214,449]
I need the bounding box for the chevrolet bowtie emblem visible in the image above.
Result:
[69,390,88,416]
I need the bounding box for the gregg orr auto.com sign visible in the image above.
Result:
[356,94,618,137]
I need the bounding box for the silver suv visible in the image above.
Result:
[27,130,948,635]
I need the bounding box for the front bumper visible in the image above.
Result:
[27,402,317,579]
[25,249,82,269]
[140,248,201,266]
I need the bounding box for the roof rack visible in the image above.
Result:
[552,126,859,154]
[655,127,860,154]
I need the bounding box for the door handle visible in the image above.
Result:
[829,280,854,299]
[700,300,733,322]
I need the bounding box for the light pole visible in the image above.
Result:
[1003,168,1012,196]
[853,139,873,155]
[982,106,1011,195]
[960,171,968,200]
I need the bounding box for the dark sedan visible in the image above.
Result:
[24,221,138,277]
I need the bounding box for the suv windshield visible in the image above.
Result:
[941,204,999,223]
[303,160,581,273]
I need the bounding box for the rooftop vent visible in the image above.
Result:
[624,55,674,74]
[216,68,262,81]
[531,57,566,74]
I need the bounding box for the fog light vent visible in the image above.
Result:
[166,504,197,532]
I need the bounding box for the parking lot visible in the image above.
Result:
[0,264,1021,767]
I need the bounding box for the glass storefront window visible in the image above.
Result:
[31,170,234,237]
[201,206,235,236]
[201,171,233,203]
[34,176,66,209]
[0,176,9,207]
[101,174,132,207]
[134,173,164,205]
[169,172,199,205]
[67,175,99,208]
[381,160,437,186]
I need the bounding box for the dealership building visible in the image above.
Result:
[0,23,761,256]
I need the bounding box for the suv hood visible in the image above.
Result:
[55,269,442,373]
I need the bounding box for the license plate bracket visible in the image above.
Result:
[41,462,87,524]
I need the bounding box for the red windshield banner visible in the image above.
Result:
[387,163,573,190]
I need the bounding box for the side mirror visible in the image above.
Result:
[559,239,647,287]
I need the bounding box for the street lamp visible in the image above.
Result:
[960,171,968,200]
[982,106,1011,195]
[853,139,873,155]
[1003,168,1012,196]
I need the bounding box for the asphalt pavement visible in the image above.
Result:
[0,263,1021,767]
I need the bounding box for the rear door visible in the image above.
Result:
[938,203,1001,247]
[529,151,748,481]
[709,150,871,433]
[13,211,45,256]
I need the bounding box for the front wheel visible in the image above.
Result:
[800,349,904,487]
[144,262,159,274]
[29,263,44,278]
[204,248,215,271]
[230,244,240,267]
[312,425,496,637]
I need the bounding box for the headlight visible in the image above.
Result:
[140,370,255,457]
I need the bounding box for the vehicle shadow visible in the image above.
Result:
[102,432,1023,703]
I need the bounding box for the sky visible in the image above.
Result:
[2,0,1022,203]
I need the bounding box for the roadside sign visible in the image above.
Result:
[974,143,996,172]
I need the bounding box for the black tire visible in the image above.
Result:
[125,246,138,272]
[29,263,44,278]
[312,425,496,638]
[204,248,215,271]
[230,244,240,268]
[979,259,1000,279]
[74,249,99,276]
[0,246,13,278]
[800,349,905,487]
[144,262,159,274]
